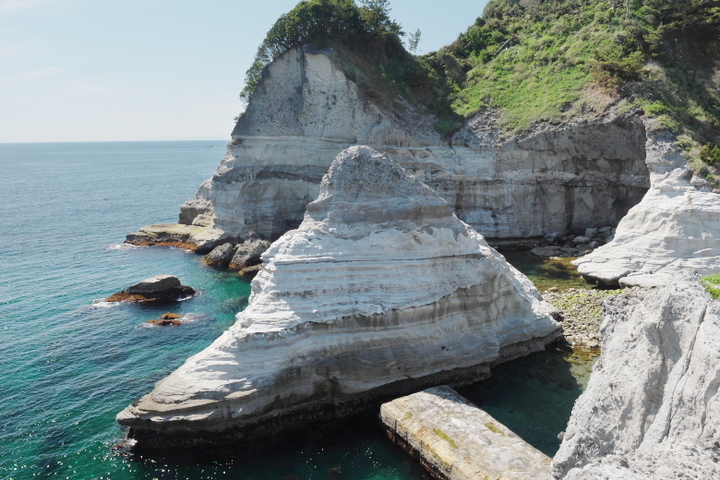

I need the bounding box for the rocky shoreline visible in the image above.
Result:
[543,288,622,348]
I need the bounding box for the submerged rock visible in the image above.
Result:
[553,278,720,479]
[106,275,195,303]
[116,146,560,449]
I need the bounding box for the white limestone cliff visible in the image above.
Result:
[154,45,649,247]
[117,146,560,449]
[574,123,720,287]
[553,278,720,479]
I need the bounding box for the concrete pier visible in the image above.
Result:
[380,386,552,480]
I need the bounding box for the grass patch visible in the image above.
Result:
[702,274,720,299]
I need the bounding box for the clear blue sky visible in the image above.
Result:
[0,0,489,143]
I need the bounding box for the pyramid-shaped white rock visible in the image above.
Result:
[117,146,560,448]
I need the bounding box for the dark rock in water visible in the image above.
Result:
[229,238,271,270]
[106,275,195,303]
[161,313,181,320]
[203,242,237,268]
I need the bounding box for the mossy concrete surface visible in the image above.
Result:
[381,386,552,480]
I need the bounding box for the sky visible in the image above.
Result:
[0,0,489,143]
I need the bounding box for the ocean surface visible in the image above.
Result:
[0,141,593,480]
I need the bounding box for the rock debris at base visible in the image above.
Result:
[542,289,622,347]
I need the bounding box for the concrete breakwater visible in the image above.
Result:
[381,386,552,480]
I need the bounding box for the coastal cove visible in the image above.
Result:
[1,141,596,479]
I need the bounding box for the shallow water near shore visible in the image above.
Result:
[500,250,594,291]
[1,142,595,479]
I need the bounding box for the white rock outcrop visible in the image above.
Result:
[553,278,720,479]
[574,125,720,287]
[171,46,648,244]
[117,146,560,448]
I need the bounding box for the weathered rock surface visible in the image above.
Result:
[161,46,648,246]
[382,386,553,480]
[228,238,271,270]
[106,275,195,303]
[125,223,228,254]
[553,278,720,479]
[203,242,236,268]
[574,124,720,287]
[117,146,560,449]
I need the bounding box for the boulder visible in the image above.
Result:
[583,228,598,239]
[573,236,591,245]
[106,275,195,303]
[203,242,237,268]
[117,146,560,450]
[553,278,720,479]
[228,239,271,270]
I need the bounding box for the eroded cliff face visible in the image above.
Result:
[553,279,720,479]
[117,146,560,449]
[574,122,720,287]
[177,46,650,244]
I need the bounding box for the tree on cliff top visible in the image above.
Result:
[241,0,404,99]
[240,0,462,138]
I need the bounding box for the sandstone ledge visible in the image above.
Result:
[381,386,552,480]
[125,223,229,254]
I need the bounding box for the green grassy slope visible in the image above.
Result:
[427,0,720,175]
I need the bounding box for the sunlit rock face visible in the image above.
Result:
[178,45,649,243]
[553,279,720,479]
[574,124,720,287]
[117,146,560,449]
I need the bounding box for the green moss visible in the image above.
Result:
[702,274,720,299]
[433,428,459,449]
[484,422,504,435]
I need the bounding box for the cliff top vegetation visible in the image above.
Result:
[242,0,720,174]
[434,0,720,176]
[240,0,462,137]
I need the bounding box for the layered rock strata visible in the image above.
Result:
[574,124,720,287]
[117,146,560,449]
[553,278,720,479]
[382,386,552,480]
[130,45,649,249]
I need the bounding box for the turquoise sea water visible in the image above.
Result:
[0,142,592,479]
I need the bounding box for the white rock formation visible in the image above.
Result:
[553,278,720,479]
[172,46,648,244]
[574,125,720,287]
[117,146,560,448]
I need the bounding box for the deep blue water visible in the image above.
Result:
[0,141,592,480]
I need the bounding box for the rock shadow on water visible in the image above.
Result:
[127,411,427,480]
[500,250,594,291]
[455,340,598,457]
